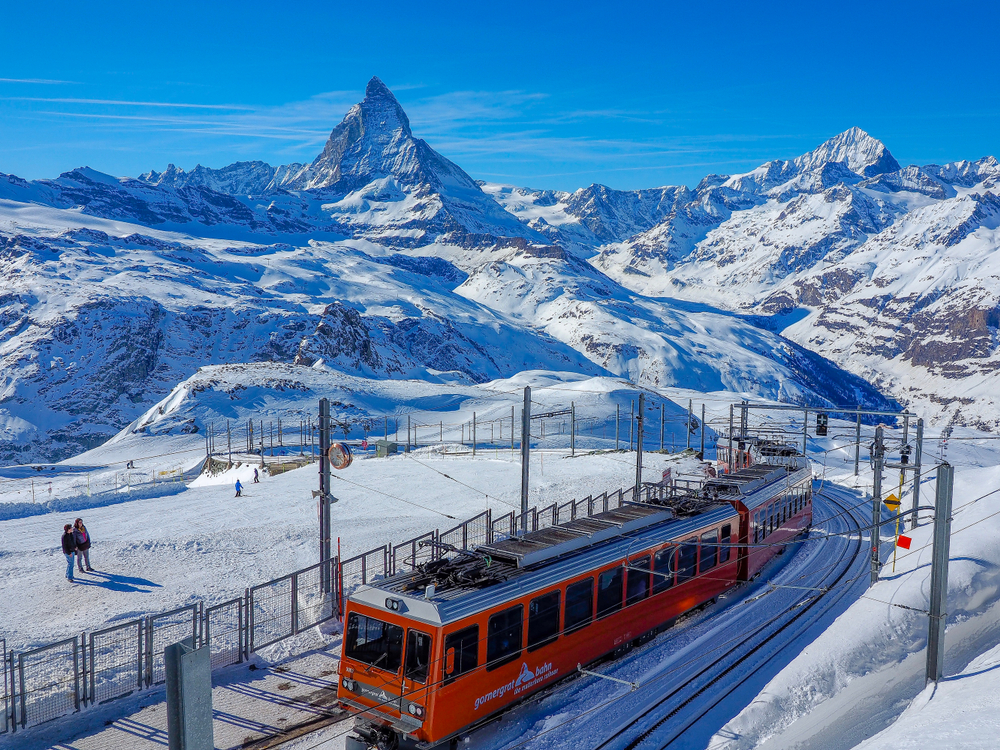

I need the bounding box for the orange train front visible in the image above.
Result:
[339,449,812,750]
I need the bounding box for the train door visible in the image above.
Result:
[401,628,433,723]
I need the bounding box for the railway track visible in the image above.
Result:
[591,487,869,750]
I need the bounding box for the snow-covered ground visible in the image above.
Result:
[3,376,1000,750]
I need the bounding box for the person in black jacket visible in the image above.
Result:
[61,524,77,582]
[73,518,93,572]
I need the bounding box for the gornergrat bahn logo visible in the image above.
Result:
[474,661,558,711]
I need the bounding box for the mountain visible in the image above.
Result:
[592,128,1000,427]
[0,88,949,463]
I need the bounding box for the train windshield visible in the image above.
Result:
[345,613,404,672]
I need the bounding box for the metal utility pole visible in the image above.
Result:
[570,402,576,457]
[629,400,634,451]
[728,405,734,473]
[700,403,706,455]
[616,404,620,450]
[686,399,692,450]
[472,412,477,456]
[871,425,885,586]
[227,421,232,467]
[660,404,664,452]
[802,409,809,456]
[520,387,531,534]
[511,405,515,453]
[854,410,862,476]
[318,399,332,589]
[407,415,411,453]
[910,419,924,530]
[926,462,954,684]
[439,421,443,443]
[635,393,645,501]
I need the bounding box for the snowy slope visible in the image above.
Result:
[591,129,1000,429]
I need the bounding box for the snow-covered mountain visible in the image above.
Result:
[591,129,1000,428]
[6,81,966,464]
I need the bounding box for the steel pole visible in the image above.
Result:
[910,419,924,530]
[728,404,734,473]
[520,387,531,534]
[616,404,620,450]
[319,399,332,585]
[854,409,861,476]
[686,399,692,450]
[473,412,476,456]
[871,426,884,586]
[570,402,575,457]
[635,393,645,500]
[926,462,954,684]
[700,403,706,456]
[802,409,808,456]
[660,404,664,452]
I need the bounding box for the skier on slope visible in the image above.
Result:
[235,478,243,497]
[253,467,259,483]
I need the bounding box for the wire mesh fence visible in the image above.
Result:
[205,597,244,671]
[146,605,198,686]
[439,510,492,551]
[294,559,338,634]
[88,620,142,705]
[339,546,389,597]
[249,575,294,653]
[1,638,9,734]
[390,531,438,575]
[17,638,79,729]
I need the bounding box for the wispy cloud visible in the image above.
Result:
[4,97,254,110]
[0,77,77,85]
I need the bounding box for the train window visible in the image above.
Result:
[653,547,675,593]
[700,531,718,572]
[597,567,624,618]
[719,524,732,563]
[677,538,698,582]
[565,578,594,632]
[626,556,651,606]
[405,629,432,684]
[753,513,760,544]
[443,625,479,685]
[528,591,561,651]
[345,613,404,673]
[487,605,523,670]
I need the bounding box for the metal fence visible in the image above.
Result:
[1,639,8,734]
[88,620,142,705]
[17,638,80,730]
[147,605,199,686]
[205,597,243,671]
[2,477,642,734]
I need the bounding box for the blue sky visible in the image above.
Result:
[1,0,997,191]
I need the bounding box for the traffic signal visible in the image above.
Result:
[816,413,828,436]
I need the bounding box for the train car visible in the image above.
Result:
[339,453,812,750]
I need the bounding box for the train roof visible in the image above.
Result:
[348,460,811,627]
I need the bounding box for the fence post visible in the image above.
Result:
[291,573,299,635]
[18,654,25,728]
[73,638,80,713]
[243,589,251,661]
[926,462,954,684]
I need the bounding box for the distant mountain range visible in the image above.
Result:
[2,76,997,461]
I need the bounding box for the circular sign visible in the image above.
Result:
[328,442,353,470]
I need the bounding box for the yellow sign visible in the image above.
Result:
[883,493,900,510]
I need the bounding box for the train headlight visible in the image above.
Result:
[408,702,425,718]
[384,597,401,611]
[341,678,357,692]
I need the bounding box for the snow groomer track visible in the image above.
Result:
[476,486,870,750]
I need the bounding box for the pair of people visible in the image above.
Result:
[236,468,261,496]
[60,518,93,581]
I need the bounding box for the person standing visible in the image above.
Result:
[61,524,77,582]
[73,518,94,572]
[253,468,259,483]
[235,478,243,497]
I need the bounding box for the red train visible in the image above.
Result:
[339,451,812,750]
